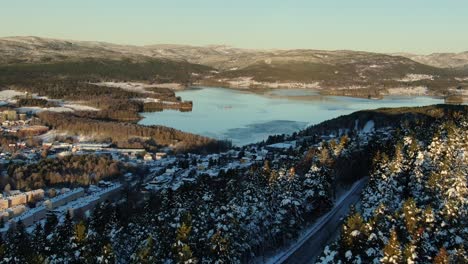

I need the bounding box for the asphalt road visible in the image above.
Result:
[272,177,368,264]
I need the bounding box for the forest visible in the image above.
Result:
[2,154,124,191]
[0,58,212,85]
[37,112,231,153]
[15,98,59,108]
[317,108,467,263]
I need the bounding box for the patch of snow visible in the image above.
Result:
[398,74,434,82]
[386,86,428,95]
[0,90,26,100]
[62,103,99,111]
[16,104,96,113]
[93,81,183,93]
[362,120,375,134]
[221,77,321,89]
[16,106,73,113]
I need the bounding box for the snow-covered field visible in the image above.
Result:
[386,86,428,95]
[93,81,184,93]
[151,83,185,90]
[1,89,99,112]
[0,90,26,100]
[16,106,74,113]
[62,103,99,111]
[334,85,366,90]
[398,74,434,82]
[15,103,99,114]
[220,77,321,89]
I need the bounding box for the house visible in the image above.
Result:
[7,194,27,207]
[0,199,9,210]
[24,189,45,202]
[155,152,167,160]
[144,153,154,161]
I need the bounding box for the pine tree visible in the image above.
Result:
[173,221,196,263]
[50,211,74,261]
[74,220,87,244]
[44,212,58,235]
[99,243,116,264]
[339,211,368,261]
[402,198,420,240]
[133,235,157,264]
[31,223,46,263]
[403,243,417,264]
[381,229,402,264]
[73,221,88,262]
[7,220,34,263]
[210,230,232,263]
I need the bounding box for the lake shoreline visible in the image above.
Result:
[139,87,447,145]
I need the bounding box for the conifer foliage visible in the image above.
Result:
[318,112,467,263]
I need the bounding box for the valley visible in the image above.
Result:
[0,36,466,263]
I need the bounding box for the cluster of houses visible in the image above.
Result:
[0,109,48,136]
[0,110,25,122]
[41,141,169,163]
[0,181,123,233]
[142,142,301,192]
[0,189,45,222]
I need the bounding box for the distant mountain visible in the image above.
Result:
[393,51,468,68]
[1,36,467,99]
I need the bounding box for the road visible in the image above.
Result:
[272,177,368,264]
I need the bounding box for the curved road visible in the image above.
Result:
[272,177,368,264]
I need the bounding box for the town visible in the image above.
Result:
[1,95,380,235]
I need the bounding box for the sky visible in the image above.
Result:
[1,0,467,54]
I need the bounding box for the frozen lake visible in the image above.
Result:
[139,87,444,145]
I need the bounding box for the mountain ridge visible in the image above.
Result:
[1,36,467,101]
[2,36,467,69]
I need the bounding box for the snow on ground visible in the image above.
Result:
[386,86,428,95]
[151,83,185,90]
[361,120,375,134]
[398,74,434,82]
[221,77,321,89]
[16,104,99,113]
[93,81,184,93]
[1,89,99,112]
[449,88,468,96]
[37,130,98,143]
[93,82,153,93]
[0,90,26,100]
[335,85,367,90]
[37,130,68,143]
[62,103,99,111]
[16,106,74,113]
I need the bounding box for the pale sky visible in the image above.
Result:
[1,0,467,54]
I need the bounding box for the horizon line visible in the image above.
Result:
[1,35,466,56]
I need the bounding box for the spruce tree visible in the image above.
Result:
[31,223,46,263]
[7,220,33,263]
[381,229,402,264]
[134,236,157,264]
